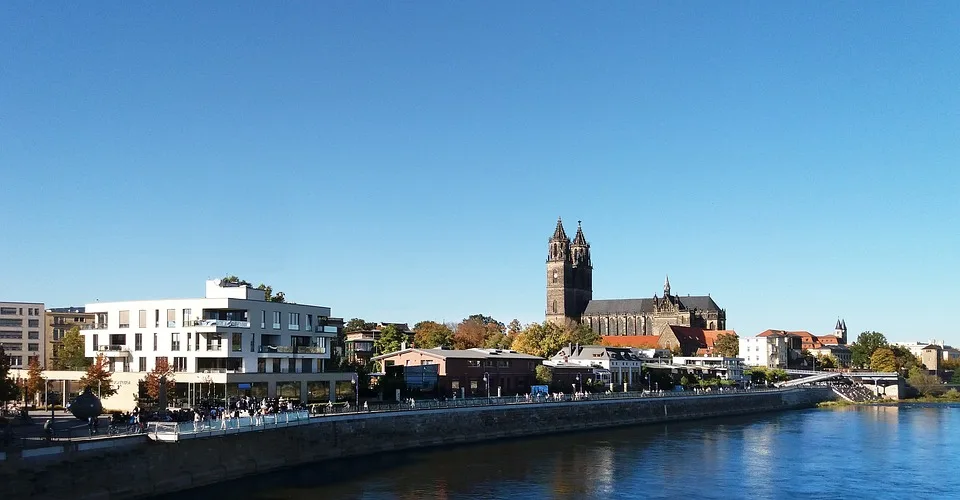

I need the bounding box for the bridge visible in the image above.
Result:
[776,369,899,387]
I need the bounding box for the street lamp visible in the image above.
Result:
[483,372,489,399]
[352,374,359,410]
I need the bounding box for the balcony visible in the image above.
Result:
[258,345,326,355]
[96,345,131,357]
[80,323,109,330]
[316,325,338,333]
[186,319,251,329]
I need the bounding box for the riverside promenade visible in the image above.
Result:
[0,387,833,499]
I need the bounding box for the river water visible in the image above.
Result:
[189,404,960,500]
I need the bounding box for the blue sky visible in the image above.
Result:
[2,3,958,344]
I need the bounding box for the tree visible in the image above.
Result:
[222,275,286,302]
[344,318,375,333]
[815,354,837,370]
[78,354,117,398]
[510,322,600,359]
[56,326,91,370]
[869,347,898,373]
[453,314,505,350]
[951,370,960,385]
[25,357,45,403]
[890,346,921,374]
[850,331,888,368]
[144,357,176,402]
[413,321,454,349]
[713,333,739,357]
[0,346,19,404]
[535,365,553,386]
[907,367,944,397]
[374,324,407,355]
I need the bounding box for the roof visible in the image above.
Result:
[552,345,649,362]
[551,217,569,241]
[583,295,721,316]
[372,347,543,361]
[601,335,661,349]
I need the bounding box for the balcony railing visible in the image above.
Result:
[96,345,131,354]
[185,319,251,328]
[258,345,326,354]
[316,325,338,333]
[81,323,109,330]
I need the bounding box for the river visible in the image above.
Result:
[186,404,960,499]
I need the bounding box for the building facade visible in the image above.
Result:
[45,306,95,369]
[344,323,414,364]
[0,301,45,368]
[548,344,648,388]
[544,218,725,334]
[372,347,543,397]
[740,335,789,369]
[77,280,353,410]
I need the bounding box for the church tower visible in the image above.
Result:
[570,221,593,318]
[546,218,592,325]
[833,319,848,344]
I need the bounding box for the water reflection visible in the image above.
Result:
[183,405,960,500]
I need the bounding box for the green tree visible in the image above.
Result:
[25,356,45,403]
[56,326,91,370]
[344,318,374,333]
[713,333,739,357]
[374,324,407,355]
[907,367,944,397]
[851,331,888,369]
[815,354,837,370]
[78,354,118,397]
[0,346,20,404]
[869,347,898,373]
[413,321,454,349]
[222,275,286,302]
[535,365,553,386]
[951,370,960,385]
[890,346,921,373]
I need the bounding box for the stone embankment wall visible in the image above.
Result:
[0,388,832,499]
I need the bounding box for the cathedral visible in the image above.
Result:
[545,218,726,336]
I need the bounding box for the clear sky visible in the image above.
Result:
[2,3,958,344]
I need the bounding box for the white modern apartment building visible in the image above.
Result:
[739,335,788,369]
[74,280,353,410]
[0,301,45,368]
[672,356,746,382]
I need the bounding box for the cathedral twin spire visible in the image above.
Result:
[549,218,591,266]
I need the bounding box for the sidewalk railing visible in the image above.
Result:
[146,410,312,440]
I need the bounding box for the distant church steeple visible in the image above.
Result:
[664,275,671,296]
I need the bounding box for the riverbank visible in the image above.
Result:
[0,387,832,500]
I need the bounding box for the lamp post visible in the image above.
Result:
[352,374,359,410]
[483,372,489,399]
[576,374,582,394]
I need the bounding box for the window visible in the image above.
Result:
[451,380,460,391]
[92,334,99,351]
[470,380,479,390]
[186,332,191,351]
[272,358,281,373]
[0,307,16,315]
[28,331,38,340]
[306,314,313,330]
[467,360,481,367]
[139,310,147,329]
[135,333,143,351]
[484,360,495,367]
[28,319,39,328]
[155,310,160,328]
[552,300,557,314]
[498,360,511,367]
[139,357,147,371]
[27,343,39,352]
[207,334,222,351]
[166,309,176,328]
[173,357,187,372]
[232,333,242,352]
[302,358,313,373]
[261,310,266,328]
[182,309,192,326]
[118,310,130,328]
[153,332,158,351]
[156,356,168,368]
[0,319,22,327]
[250,333,255,353]
[257,359,266,373]
[421,360,434,365]
[171,332,180,351]
[288,313,300,329]
[272,311,281,329]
